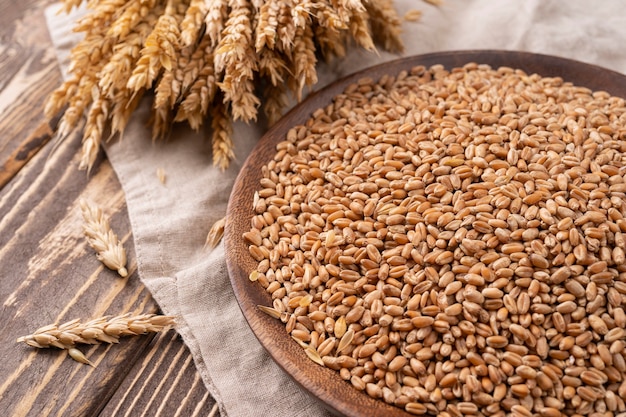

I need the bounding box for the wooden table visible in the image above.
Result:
[0,2,217,415]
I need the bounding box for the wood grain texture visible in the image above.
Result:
[100,331,217,417]
[0,2,214,416]
[0,0,62,186]
[224,51,626,417]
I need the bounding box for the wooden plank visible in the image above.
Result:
[0,128,149,416]
[0,125,213,416]
[0,2,215,416]
[0,0,61,185]
[100,331,218,417]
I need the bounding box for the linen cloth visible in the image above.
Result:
[45,1,626,416]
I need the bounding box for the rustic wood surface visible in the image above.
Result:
[0,2,216,416]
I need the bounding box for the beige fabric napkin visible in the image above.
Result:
[45,1,626,416]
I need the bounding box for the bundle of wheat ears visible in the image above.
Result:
[47,0,403,171]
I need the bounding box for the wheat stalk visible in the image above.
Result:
[17,313,175,365]
[80,199,128,277]
[210,97,234,171]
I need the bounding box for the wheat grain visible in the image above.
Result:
[80,199,128,277]
[68,347,95,366]
[205,216,226,248]
[404,9,422,22]
[156,167,166,184]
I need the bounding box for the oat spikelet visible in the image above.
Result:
[210,99,234,171]
[80,199,128,277]
[205,216,225,248]
[17,314,175,351]
[180,0,208,47]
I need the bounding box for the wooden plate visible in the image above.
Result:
[224,50,626,417]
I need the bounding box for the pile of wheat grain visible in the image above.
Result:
[246,63,626,416]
